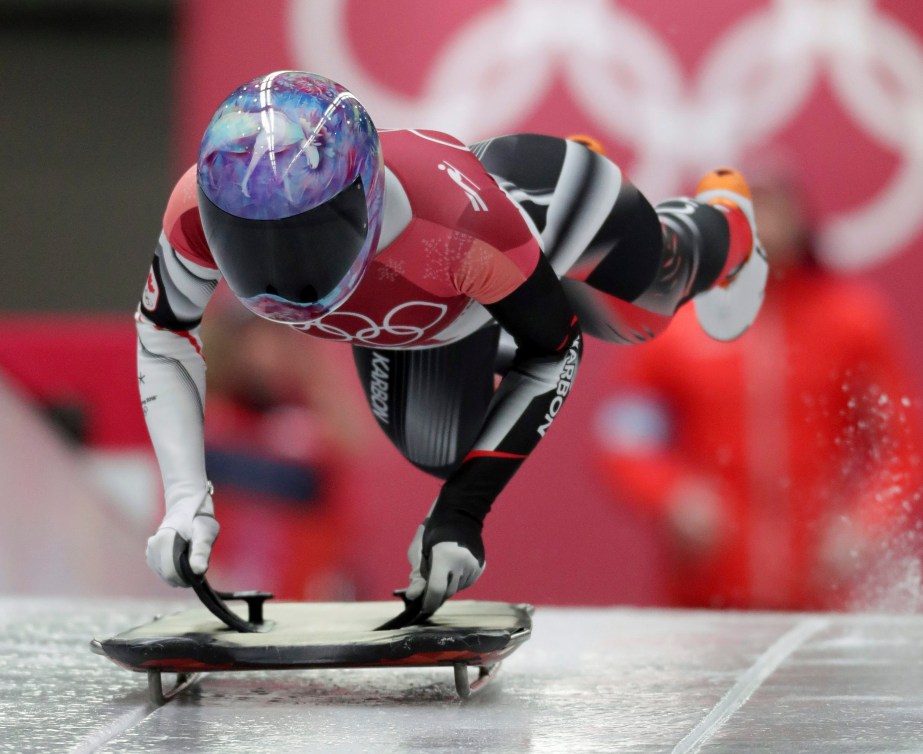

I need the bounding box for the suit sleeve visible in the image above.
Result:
[427,252,582,553]
[136,224,221,518]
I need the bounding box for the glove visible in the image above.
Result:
[403,520,429,604]
[403,513,486,616]
[146,487,219,587]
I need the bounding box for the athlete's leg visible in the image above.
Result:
[352,325,500,479]
[471,134,759,344]
[690,169,768,341]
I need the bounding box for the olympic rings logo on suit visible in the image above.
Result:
[287,0,923,271]
[292,300,450,346]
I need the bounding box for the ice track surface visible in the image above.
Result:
[2,598,922,753]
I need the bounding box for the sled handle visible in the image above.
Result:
[175,541,274,633]
[374,590,434,631]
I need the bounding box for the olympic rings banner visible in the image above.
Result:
[177,0,923,274]
[175,0,923,604]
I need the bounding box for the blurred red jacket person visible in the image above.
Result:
[595,176,923,610]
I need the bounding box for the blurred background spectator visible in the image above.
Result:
[594,159,923,610]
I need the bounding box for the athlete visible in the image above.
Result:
[138,71,767,617]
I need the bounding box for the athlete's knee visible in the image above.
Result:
[579,178,663,301]
[655,198,729,297]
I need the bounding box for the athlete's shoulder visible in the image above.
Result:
[162,165,217,270]
[379,128,492,217]
[379,129,539,282]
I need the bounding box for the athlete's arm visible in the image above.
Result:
[136,231,221,586]
[410,253,582,613]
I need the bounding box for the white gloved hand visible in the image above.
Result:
[411,542,484,615]
[146,489,219,587]
[403,516,485,616]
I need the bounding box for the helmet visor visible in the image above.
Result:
[198,176,368,309]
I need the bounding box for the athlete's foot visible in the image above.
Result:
[692,168,768,341]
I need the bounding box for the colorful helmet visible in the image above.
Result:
[196,71,384,323]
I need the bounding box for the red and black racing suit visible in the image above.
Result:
[138,129,733,577]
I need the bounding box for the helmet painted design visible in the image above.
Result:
[196,71,384,323]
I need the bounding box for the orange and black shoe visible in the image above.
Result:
[692,168,769,341]
[566,133,606,155]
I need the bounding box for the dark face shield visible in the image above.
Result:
[198,176,369,307]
